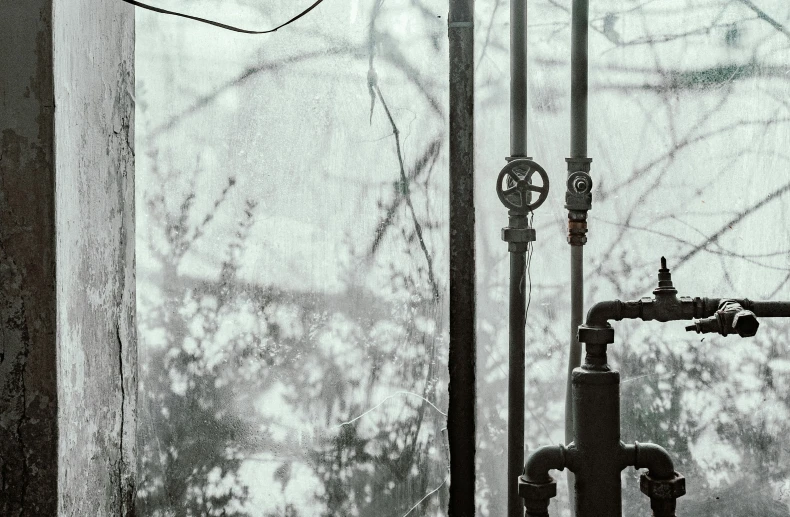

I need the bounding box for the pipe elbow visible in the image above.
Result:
[633,441,675,480]
[524,445,566,484]
[585,300,621,327]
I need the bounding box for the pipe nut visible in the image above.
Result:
[577,325,615,345]
[518,475,557,502]
[502,227,537,243]
[640,472,686,500]
[732,309,759,337]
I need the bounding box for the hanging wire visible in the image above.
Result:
[121,0,326,34]
[525,212,534,323]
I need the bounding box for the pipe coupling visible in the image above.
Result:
[567,212,588,246]
[577,325,615,345]
[518,475,557,517]
[640,471,686,517]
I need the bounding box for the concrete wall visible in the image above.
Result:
[0,1,135,515]
[0,1,57,514]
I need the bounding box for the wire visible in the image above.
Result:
[525,212,534,323]
[121,0,326,34]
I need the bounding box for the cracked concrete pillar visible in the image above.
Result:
[0,1,135,515]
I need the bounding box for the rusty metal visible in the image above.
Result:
[448,0,476,513]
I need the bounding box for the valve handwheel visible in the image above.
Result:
[496,158,550,213]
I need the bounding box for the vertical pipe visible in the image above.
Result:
[510,1,528,516]
[565,0,590,510]
[509,243,527,517]
[572,367,623,517]
[448,0,476,515]
[511,0,528,157]
[569,0,589,159]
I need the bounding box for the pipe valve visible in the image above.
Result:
[496,158,550,214]
[686,299,759,337]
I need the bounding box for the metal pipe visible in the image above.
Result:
[510,0,528,157]
[564,246,583,508]
[509,0,528,515]
[448,0,476,514]
[524,445,566,483]
[571,367,624,517]
[633,442,675,480]
[584,297,790,328]
[569,0,589,159]
[565,0,590,507]
[509,248,527,517]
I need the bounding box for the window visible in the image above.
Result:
[135,1,790,516]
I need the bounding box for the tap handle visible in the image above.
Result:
[496,159,550,213]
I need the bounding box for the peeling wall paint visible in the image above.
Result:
[0,1,135,515]
[53,0,136,515]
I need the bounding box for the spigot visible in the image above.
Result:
[685,299,760,337]
[653,257,677,296]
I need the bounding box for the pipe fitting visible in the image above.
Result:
[519,445,567,516]
[632,441,675,479]
[640,471,686,517]
[524,444,567,483]
[518,476,556,517]
[685,298,760,337]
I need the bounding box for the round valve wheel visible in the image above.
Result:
[496,159,550,213]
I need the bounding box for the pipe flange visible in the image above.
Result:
[577,325,615,345]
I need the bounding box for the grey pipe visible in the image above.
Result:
[565,245,583,508]
[510,0,528,157]
[566,0,590,508]
[569,0,589,159]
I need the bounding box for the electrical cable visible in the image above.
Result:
[525,212,534,323]
[120,0,326,34]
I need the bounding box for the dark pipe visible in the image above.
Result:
[566,0,591,498]
[585,297,790,329]
[524,445,566,483]
[633,442,675,480]
[508,0,528,514]
[585,300,624,327]
[733,300,790,318]
[569,0,589,158]
[509,248,527,517]
[510,0,528,157]
[448,0,476,514]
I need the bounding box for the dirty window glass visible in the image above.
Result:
[138,0,790,516]
[475,0,790,515]
[136,2,450,515]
